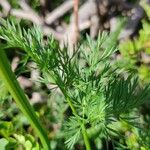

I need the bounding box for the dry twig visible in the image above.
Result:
[45,0,74,24]
[73,0,79,44]
[0,0,11,16]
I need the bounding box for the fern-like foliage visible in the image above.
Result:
[0,20,150,149]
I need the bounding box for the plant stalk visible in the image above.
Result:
[82,124,91,150]
[0,49,51,150]
[59,87,91,150]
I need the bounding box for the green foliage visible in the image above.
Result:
[0,138,16,150]
[116,116,150,150]
[64,117,81,149]
[118,1,150,83]
[0,43,50,149]
[0,119,42,150]
[0,20,150,149]
[14,134,41,150]
[0,133,41,150]
[0,79,8,101]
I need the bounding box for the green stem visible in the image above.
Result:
[0,49,51,150]
[82,124,91,150]
[59,87,91,150]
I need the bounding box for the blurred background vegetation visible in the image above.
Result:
[0,0,150,149]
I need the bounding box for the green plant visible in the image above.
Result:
[118,1,150,83]
[0,20,150,150]
[0,48,50,149]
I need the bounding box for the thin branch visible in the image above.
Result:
[11,9,43,25]
[19,0,33,11]
[73,0,79,44]
[0,0,11,16]
[79,20,91,31]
